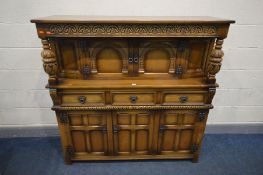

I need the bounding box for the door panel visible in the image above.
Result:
[112,111,154,155]
[136,39,211,79]
[55,38,83,79]
[71,131,86,152]
[181,39,213,78]
[68,112,108,156]
[157,110,198,154]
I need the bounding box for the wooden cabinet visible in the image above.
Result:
[31,16,234,164]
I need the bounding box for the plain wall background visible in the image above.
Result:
[0,0,263,127]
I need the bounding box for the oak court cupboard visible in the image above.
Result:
[31,16,235,164]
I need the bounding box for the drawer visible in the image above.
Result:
[162,91,206,105]
[111,92,155,105]
[61,92,105,106]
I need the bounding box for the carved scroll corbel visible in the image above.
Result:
[207,87,216,104]
[41,39,58,84]
[207,39,224,84]
[49,89,60,105]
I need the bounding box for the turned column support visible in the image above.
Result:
[207,38,224,84]
[41,39,58,85]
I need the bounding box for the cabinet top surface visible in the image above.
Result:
[31,15,235,24]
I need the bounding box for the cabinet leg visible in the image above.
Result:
[64,157,72,165]
[192,154,199,163]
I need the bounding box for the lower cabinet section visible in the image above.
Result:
[57,109,207,163]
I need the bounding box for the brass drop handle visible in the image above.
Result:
[134,57,139,63]
[79,96,86,104]
[179,96,188,103]
[128,57,133,63]
[130,96,138,103]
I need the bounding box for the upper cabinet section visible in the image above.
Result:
[53,38,213,79]
[33,16,234,84]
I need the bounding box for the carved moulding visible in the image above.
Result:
[41,39,58,84]
[207,39,224,83]
[52,105,213,111]
[37,24,218,37]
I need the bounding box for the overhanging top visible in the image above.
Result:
[31,15,235,24]
[31,16,234,38]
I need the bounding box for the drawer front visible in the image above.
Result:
[61,92,105,106]
[162,92,206,105]
[111,92,155,105]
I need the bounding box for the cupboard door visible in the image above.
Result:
[157,110,199,154]
[112,111,154,156]
[68,112,109,156]
[136,39,212,79]
[55,38,84,79]
[178,39,213,78]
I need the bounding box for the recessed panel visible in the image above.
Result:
[70,114,83,126]
[183,113,196,125]
[179,130,193,150]
[71,131,86,152]
[162,130,176,151]
[144,49,170,73]
[136,113,150,125]
[136,130,148,151]
[118,130,131,152]
[59,41,78,70]
[117,113,131,125]
[163,113,178,125]
[188,42,206,69]
[90,131,104,152]
[88,114,103,125]
[96,48,123,73]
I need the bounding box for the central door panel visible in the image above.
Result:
[112,111,154,155]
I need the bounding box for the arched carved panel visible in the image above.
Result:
[96,48,123,73]
[139,42,177,73]
[144,49,170,73]
[89,41,128,74]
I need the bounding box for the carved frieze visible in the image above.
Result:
[37,24,218,37]
[52,105,213,111]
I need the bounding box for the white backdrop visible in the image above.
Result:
[0,0,263,127]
